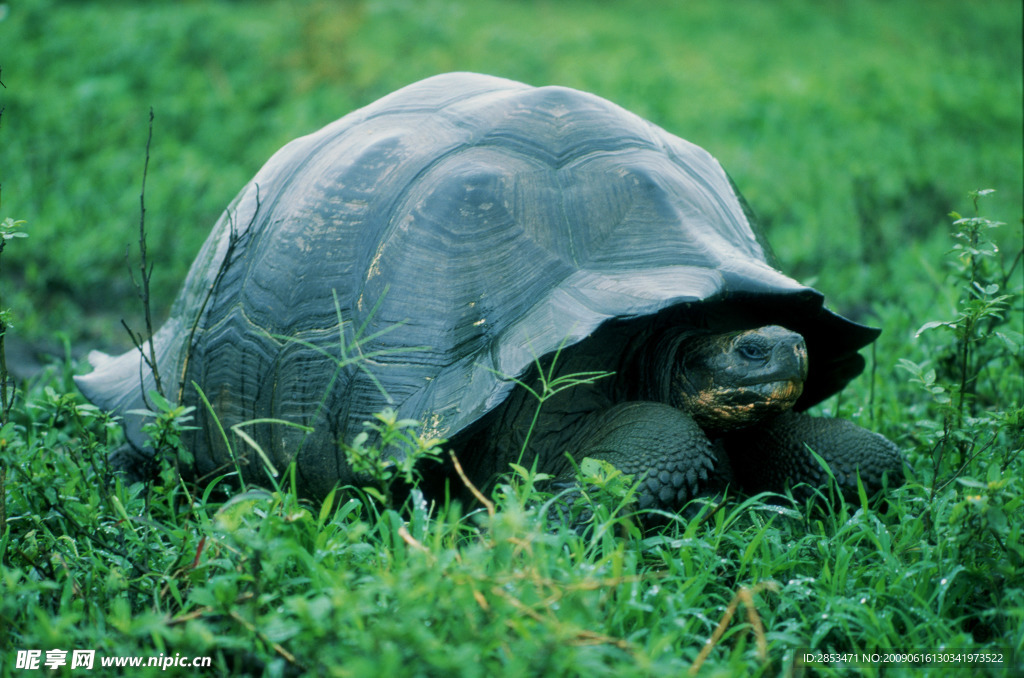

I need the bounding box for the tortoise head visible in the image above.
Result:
[670,325,808,431]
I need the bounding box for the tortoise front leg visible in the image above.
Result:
[722,411,905,502]
[562,401,728,511]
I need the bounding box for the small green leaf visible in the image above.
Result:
[146,389,172,411]
[956,477,986,489]
[507,463,529,478]
[580,457,615,477]
[987,506,1008,533]
[994,330,1022,351]
[915,320,950,337]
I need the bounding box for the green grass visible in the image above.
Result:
[1,0,1022,676]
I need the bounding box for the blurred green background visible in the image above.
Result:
[1,0,1021,363]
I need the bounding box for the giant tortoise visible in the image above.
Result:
[76,72,903,511]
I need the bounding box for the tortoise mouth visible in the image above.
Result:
[686,377,804,431]
[738,377,804,406]
[737,373,803,388]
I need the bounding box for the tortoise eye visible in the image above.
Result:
[737,341,769,361]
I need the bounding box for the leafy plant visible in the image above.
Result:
[125,388,198,491]
[0,96,30,555]
[0,217,27,426]
[342,407,444,508]
[899,189,1022,499]
[0,219,22,544]
[893,190,1023,658]
[492,341,613,469]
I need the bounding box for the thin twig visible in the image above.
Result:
[229,609,302,667]
[0,88,9,539]
[0,106,9,427]
[139,108,163,397]
[0,314,9,425]
[695,493,730,531]
[450,451,495,517]
[124,108,164,401]
[689,581,778,675]
[934,430,999,496]
[0,466,6,545]
[869,341,878,428]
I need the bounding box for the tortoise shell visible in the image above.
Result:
[76,72,878,498]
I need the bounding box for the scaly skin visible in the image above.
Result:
[723,410,904,502]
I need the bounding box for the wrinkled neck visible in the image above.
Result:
[618,326,709,404]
